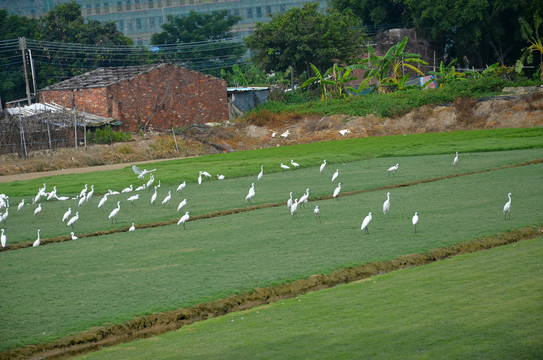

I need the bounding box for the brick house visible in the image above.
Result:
[40,63,228,132]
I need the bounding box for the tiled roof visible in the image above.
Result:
[42,64,164,91]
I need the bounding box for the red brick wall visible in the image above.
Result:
[107,64,228,131]
[42,87,109,115]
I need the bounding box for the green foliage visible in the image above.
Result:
[302,63,358,100]
[428,58,466,87]
[220,63,268,87]
[151,10,245,76]
[331,0,405,26]
[245,3,365,78]
[516,12,543,81]
[89,125,131,144]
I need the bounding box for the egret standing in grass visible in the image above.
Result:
[127,193,139,206]
[70,232,78,240]
[217,174,225,180]
[299,188,309,207]
[67,212,79,230]
[62,207,72,222]
[387,163,399,177]
[77,195,86,208]
[453,151,459,166]
[503,192,512,220]
[412,212,419,233]
[177,198,187,212]
[287,192,293,211]
[162,191,172,207]
[128,223,135,231]
[320,160,326,173]
[177,211,190,229]
[177,181,186,192]
[361,212,372,234]
[331,169,339,182]
[290,199,299,218]
[33,229,41,247]
[98,193,108,208]
[314,206,321,222]
[1,228,6,248]
[198,172,203,185]
[150,186,158,205]
[109,201,121,223]
[291,159,299,168]
[121,184,133,193]
[17,199,25,211]
[34,203,42,217]
[257,165,264,181]
[86,185,94,202]
[383,192,391,217]
[333,183,341,198]
[246,183,255,203]
[280,163,290,171]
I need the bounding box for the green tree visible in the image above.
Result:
[302,63,358,99]
[330,0,405,26]
[151,10,245,75]
[245,3,365,79]
[517,13,543,80]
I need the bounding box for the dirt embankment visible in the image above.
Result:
[1,91,542,180]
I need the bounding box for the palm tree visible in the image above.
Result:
[517,13,543,80]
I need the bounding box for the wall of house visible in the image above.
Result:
[42,87,109,115]
[107,64,228,131]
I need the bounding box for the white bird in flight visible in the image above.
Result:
[453,152,459,165]
[387,163,399,177]
[383,192,391,217]
[246,183,255,203]
[503,193,512,220]
[1,228,6,248]
[257,165,264,180]
[333,183,341,198]
[132,165,156,179]
[70,232,78,240]
[33,229,41,247]
[177,211,190,229]
[290,159,299,168]
[67,212,79,229]
[109,201,121,223]
[320,160,326,173]
[412,212,419,233]
[361,212,372,234]
[331,169,339,182]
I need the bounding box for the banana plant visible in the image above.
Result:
[302,63,358,100]
[516,13,543,80]
[428,58,466,87]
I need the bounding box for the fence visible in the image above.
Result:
[0,109,88,156]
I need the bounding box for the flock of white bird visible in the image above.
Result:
[0,151,513,249]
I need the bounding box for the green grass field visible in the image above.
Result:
[0,128,542,356]
[75,237,543,360]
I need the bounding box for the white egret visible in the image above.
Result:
[503,193,512,220]
[33,229,41,247]
[62,207,72,222]
[34,203,42,217]
[79,184,88,199]
[1,228,6,248]
[333,183,341,198]
[98,194,109,208]
[299,188,309,207]
[177,181,186,192]
[320,160,326,173]
[67,212,79,229]
[33,193,41,204]
[383,192,391,217]
[46,186,57,201]
[86,185,94,202]
[331,169,339,182]
[1,209,8,223]
[70,232,78,240]
[150,186,158,205]
[280,130,290,138]
[109,201,121,223]
[161,191,172,207]
[361,212,372,234]
[135,184,146,192]
[55,195,69,201]
[412,212,419,233]
[314,206,321,222]
[287,192,293,210]
[290,199,299,217]
[270,130,277,138]
[177,211,190,229]
[198,172,202,185]
[339,129,351,136]
[146,175,155,189]
[246,183,255,203]
[77,196,86,208]
[280,163,290,171]
[201,171,212,178]
[121,184,133,193]
[217,174,225,180]
[177,181,187,191]
[257,165,264,181]
[107,189,120,195]
[177,199,187,212]
[291,159,300,168]
[453,151,459,166]
[17,199,25,211]
[127,194,139,206]
[387,163,399,177]
[128,223,136,231]
[132,165,156,179]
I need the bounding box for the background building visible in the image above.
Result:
[1,0,330,45]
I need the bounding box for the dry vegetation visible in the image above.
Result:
[1,93,542,177]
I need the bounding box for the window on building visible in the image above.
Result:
[265,6,271,16]
[280,4,286,13]
[148,0,153,8]
[85,4,91,14]
[189,0,194,4]
[135,0,140,9]
[156,0,162,8]
[95,3,101,14]
[149,17,155,28]
[158,16,164,25]
[179,0,185,4]
[233,8,239,17]
[117,1,122,11]
[118,20,124,31]
[136,18,142,29]
[126,0,131,10]
[247,7,252,19]
[128,20,134,31]
[104,2,109,13]
[166,0,172,6]
[256,6,261,18]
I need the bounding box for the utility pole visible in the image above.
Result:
[19,37,32,106]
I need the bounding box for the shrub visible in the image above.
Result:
[89,126,131,144]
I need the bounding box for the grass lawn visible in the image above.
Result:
[75,237,543,360]
[1,157,542,351]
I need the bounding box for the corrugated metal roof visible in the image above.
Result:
[42,64,164,91]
